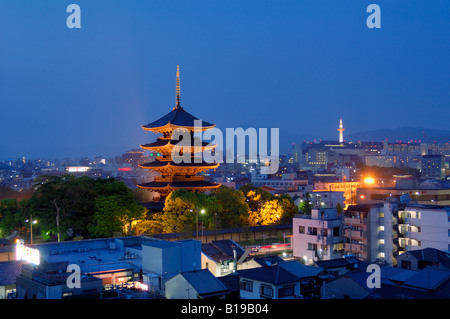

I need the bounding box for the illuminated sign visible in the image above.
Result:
[16,239,40,265]
[118,167,132,172]
[66,166,90,173]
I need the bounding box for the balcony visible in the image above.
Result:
[344,243,365,253]
[343,229,365,239]
[314,234,344,245]
[343,217,364,226]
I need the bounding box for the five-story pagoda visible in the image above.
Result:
[138,66,221,201]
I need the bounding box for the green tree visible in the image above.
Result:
[299,193,312,215]
[0,199,28,238]
[87,191,146,238]
[277,194,298,223]
[29,175,145,240]
[213,186,249,228]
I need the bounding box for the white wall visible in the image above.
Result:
[165,274,196,299]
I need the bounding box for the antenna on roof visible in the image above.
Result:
[174,65,182,110]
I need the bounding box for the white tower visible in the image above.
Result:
[337,118,345,143]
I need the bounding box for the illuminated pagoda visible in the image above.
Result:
[138,66,221,201]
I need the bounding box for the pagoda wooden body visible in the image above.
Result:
[138,66,220,197]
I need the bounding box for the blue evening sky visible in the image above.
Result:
[0,1,449,158]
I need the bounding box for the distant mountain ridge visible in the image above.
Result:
[346,127,450,143]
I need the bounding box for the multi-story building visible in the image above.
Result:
[314,181,361,208]
[365,155,399,168]
[421,154,446,179]
[396,205,450,253]
[13,236,202,299]
[292,208,344,265]
[358,186,450,206]
[342,202,397,265]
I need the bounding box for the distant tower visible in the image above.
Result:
[337,118,345,143]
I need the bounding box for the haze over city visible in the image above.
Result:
[1,1,449,159]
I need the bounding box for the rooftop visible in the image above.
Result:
[142,107,214,130]
[178,269,229,296]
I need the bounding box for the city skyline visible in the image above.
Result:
[1,1,449,159]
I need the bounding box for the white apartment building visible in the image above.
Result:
[397,205,450,253]
[343,202,397,265]
[292,208,344,265]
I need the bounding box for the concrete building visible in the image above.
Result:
[165,269,230,299]
[343,202,397,265]
[396,248,450,271]
[237,260,324,299]
[421,154,446,179]
[292,208,344,265]
[201,240,246,277]
[324,265,450,299]
[13,236,202,299]
[309,191,345,209]
[314,181,362,207]
[0,261,23,299]
[357,184,450,206]
[365,155,399,168]
[396,205,450,253]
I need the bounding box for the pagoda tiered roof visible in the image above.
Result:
[140,138,215,154]
[137,65,220,199]
[142,106,215,132]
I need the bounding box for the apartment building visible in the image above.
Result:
[343,202,397,265]
[292,208,344,265]
[396,205,450,253]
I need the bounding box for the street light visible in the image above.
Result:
[25,214,37,244]
[196,209,205,239]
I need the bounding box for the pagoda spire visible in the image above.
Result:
[174,65,182,110]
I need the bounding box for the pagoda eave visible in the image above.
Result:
[141,122,215,133]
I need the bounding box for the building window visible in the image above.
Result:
[298,226,305,234]
[333,227,340,236]
[240,280,253,292]
[401,260,411,270]
[260,284,273,299]
[278,285,295,298]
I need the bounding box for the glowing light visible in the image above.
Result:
[118,167,132,172]
[66,166,90,173]
[135,282,148,291]
[364,177,375,184]
[15,240,40,265]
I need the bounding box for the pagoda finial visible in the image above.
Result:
[174,65,182,110]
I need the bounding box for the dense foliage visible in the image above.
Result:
[0,177,299,241]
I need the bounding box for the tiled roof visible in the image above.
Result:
[237,264,300,285]
[140,161,219,168]
[202,240,245,263]
[142,107,214,129]
[252,255,285,267]
[0,261,23,286]
[402,267,450,291]
[404,248,450,269]
[181,269,229,295]
[138,180,220,189]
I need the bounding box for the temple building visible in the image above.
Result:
[138,66,221,204]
